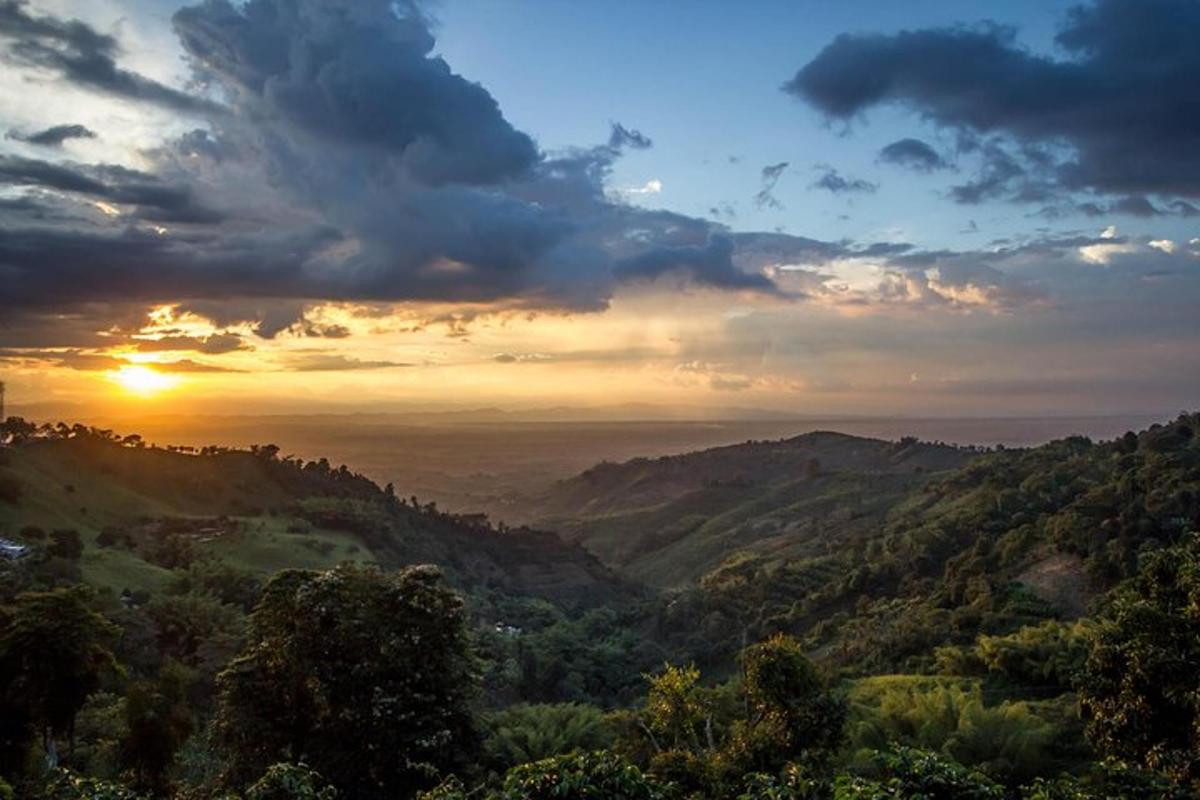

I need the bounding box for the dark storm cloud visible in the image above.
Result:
[0,155,223,223]
[0,0,819,348]
[0,196,50,217]
[0,225,341,311]
[1111,195,1163,218]
[0,0,220,114]
[7,123,96,147]
[878,138,947,172]
[615,235,778,293]
[809,165,876,194]
[785,0,1200,200]
[172,0,537,186]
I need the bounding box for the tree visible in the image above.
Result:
[119,662,194,793]
[1078,534,1200,785]
[0,587,118,772]
[214,564,479,799]
[726,634,847,774]
[643,664,712,752]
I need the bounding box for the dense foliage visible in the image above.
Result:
[1,414,1198,798]
[214,564,479,798]
[1079,534,1200,783]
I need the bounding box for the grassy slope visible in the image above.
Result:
[0,441,371,593]
[0,436,629,607]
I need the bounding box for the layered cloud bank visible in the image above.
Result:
[0,0,1198,414]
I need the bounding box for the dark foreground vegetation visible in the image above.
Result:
[1,414,1198,799]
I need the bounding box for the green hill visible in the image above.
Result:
[649,415,1200,671]
[0,429,629,608]
[512,431,972,586]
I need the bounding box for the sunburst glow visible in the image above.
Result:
[110,365,181,396]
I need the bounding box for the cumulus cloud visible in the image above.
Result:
[786,0,1200,202]
[173,0,538,186]
[0,0,795,349]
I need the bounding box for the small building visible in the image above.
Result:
[0,537,29,560]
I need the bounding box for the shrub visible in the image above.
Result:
[497,751,670,800]
[245,762,337,800]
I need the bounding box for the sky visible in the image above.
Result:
[0,0,1198,419]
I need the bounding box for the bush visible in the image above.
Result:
[43,770,146,800]
[48,529,83,560]
[483,703,615,769]
[739,763,830,799]
[834,747,1004,800]
[498,751,670,800]
[847,677,1064,784]
[246,762,337,800]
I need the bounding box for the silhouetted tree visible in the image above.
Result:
[214,564,479,799]
[0,587,118,771]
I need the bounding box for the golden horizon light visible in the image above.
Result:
[109,365,181,397]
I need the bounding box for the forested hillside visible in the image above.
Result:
[1,415,1198,799]
[0,424,629,607]
[509,432,971,586]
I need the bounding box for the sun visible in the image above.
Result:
[110,365,181,397]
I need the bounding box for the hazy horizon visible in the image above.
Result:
[4,409,1164,521]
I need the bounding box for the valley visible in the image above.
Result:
[1,413,1198,799]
